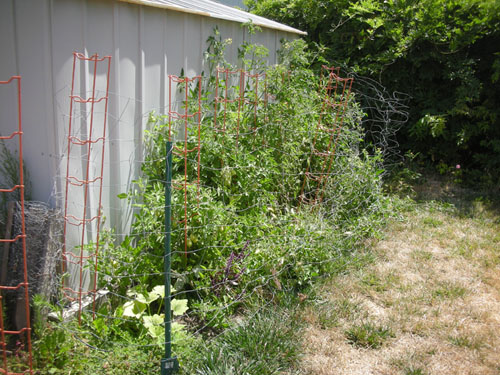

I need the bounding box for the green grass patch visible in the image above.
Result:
[452,238,477,259]
[184,309,301,375]
[448,334,483,350]
[412,249,433,261]
[432,282,467,300]
[404,367,426,375]
[422,216,443,227]
[360,271,400,293]
[345,322,394,349]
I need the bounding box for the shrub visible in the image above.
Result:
[86,35,395,372]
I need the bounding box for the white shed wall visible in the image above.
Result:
[0,0,298,292]
[1,0,296,231]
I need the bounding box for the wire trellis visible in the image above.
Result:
[61,52,111,324]
[0,76,33,375]
[2,50,409,373]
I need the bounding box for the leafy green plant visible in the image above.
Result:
[47,30,398,375]
[110,34,393,330]
[121,285,189,347]
[32,296,76,373]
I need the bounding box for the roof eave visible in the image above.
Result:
[118,0,307,36]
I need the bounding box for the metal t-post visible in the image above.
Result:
[161,141,179,374]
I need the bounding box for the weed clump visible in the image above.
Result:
[345,322,394,349]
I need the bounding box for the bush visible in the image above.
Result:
[109,38,392,323]
[248,0,500,187]
[73,35,394,372]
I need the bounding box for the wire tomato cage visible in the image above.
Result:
[168,74,202,258]
[61,52,111,324]
[300,66,354,206]
[213,67,267,149]
[0,76,33,375]
[167,67,269,260]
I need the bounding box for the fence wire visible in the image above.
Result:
[2,51,409,374]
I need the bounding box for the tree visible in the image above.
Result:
[248,0,500,186]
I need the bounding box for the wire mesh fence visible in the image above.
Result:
[1,39,409,374]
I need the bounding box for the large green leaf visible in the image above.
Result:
[171,299,189,316]
[122,300,147,318]
[143,314,165,339]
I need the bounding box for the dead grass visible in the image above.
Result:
[298,180,500,375]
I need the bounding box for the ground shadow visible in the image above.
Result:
[412,172,500,220]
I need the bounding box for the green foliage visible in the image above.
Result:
[39,33,396,374]
[32,294,197,374]
[182,308,301,375]
[34,327,161,375]
[98,35,394,344]
[247,0,500,187]
[115,37,391,322]
[121,285,189,348]
[33,323,72,372]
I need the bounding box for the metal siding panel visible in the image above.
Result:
[269,30,278,65]
[165,11,184,77]
[12,0,55,203]
[162,9,169,113]
[0,1,18,77]
[274,30,279,65]
[227,20,244,67]
[143,6,165,114]
[107,1,135,241]
[164,10,185,130]
[137,6,145,185]
[252,32,265,65]
[116,1,141,215]
[261,29,276,66]
[84,0,115,233]
[85,0,115,55]
[222,19,242,67]
[200,16,208,72]
[0,1,18,147]
[185,14,203,77]
[51,0,87,213]
[44,0,58,208]
[50,0,87,292]
[108,1,125,237]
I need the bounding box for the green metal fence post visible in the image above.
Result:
[161,141,179,375]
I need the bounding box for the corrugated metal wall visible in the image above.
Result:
[0,0,295,227]
[0,0,297,291]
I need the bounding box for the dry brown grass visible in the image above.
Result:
[298,181,500,375]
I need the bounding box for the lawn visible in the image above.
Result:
[297,176,500,374]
